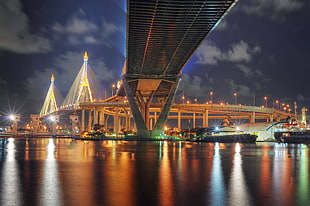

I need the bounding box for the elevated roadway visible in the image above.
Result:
[79,101,292,132]
[121,0,238,137]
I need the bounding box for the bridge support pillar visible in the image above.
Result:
[203,110,209,128]
[81,109,85,131]
[178,111,181,130]
[122,75,180,138]
[250,112,256,123]
[152,78,180,137]
[99,108,105,126]
[126,112,131,132]
[114,107,119,135]
[122,77,150,138]
[193,113,196,128]
[87,109,92,131]
[270,114,274,122]
[93,108,98,125]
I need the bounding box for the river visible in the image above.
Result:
[0,138,309,206]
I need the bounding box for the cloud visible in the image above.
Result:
[0,0,51,53]
[225,79,253,97]
[235,64,266,79]
[196,41,222,65]
[224,41,261,63]
[196,40,261,65]
[52,16,98,34]
[178,74,212,100]
[241,0,304,21]
[52,13,121,47]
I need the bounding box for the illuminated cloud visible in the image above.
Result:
[52,13,121,47]
[0,0,51,53]
[235,64,266,80]
[241,0,304,21]
[225,79,253,97]
[196,40,261,65]
[52,16,98,34]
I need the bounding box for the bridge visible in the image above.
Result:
[36,0,301,138]
[120,0,238,137]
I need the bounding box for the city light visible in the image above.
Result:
[111,84,116,96]
[234,93,237,105]
[264,96,268,107]
[49,115,56,122]
[9,114,15,121]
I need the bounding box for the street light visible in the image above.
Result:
[210,91,213,104]
[111,84,116,96]
[275,100,279,110]
[233,93,237,105]
[194,98,197,103]
[264,96,268,107]
[182,95,185,104]
[294,101,297,119]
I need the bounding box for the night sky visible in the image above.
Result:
[1,0,310,118]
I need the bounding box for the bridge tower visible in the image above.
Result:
[40,74,58,116]
[61,51,94,109]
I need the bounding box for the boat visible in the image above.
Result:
[184,126,257,143]
[74,131,106,140]
[274,122,310,143]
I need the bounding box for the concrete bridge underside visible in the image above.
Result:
[121,0,238,138]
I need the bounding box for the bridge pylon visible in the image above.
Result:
[40,74,58,117]
[61,51,94,109]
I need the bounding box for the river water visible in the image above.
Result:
[0,138,309,206]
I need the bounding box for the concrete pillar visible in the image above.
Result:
[122,76,149,137]
[93,108,98,125]
[193,113,196,128]
[203,110,209,127]
[178,110,181,130]
[87,109,92,131]
[126,113,131,131]
[152,77,180,136]
[114,107,119,134]
[99,108,105,126]
[250,111,256,123]
[81,109,85,131]
[150,118,153,130]
[270,114,274,122]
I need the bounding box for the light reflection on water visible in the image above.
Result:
[0,138,309,206]
[209,142,226,205]
[39,139,63,206]
[1,138,22,206]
